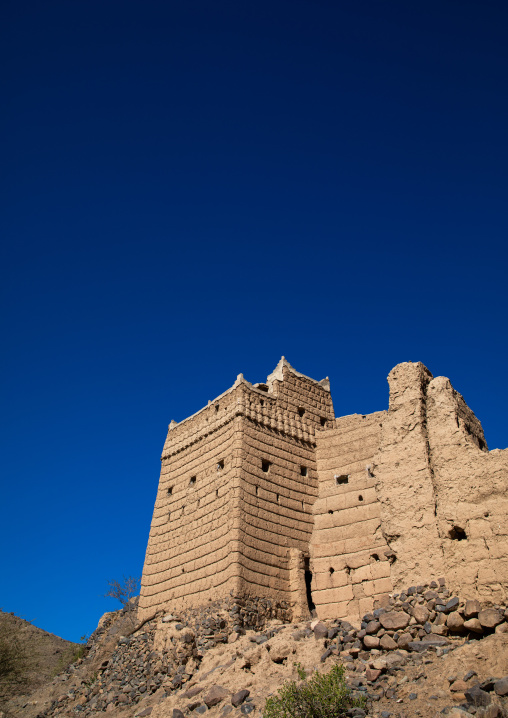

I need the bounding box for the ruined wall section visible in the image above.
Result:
[426,376,508,604]
[138,384,244,619]
[237,364,335,619]
[373,362,446,589]
[311,412,391,621]
[374,362,508,605]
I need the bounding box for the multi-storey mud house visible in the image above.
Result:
[138,358,508,622]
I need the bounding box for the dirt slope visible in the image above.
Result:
[0,610,80,712]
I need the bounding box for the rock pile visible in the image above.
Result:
[34,579,507,718]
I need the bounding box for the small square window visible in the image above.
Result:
[298,407,305,417]
[262,460,271,473]
[167,486,173,495]
[335,474,349,485]
[217,459,224,470]
[189,476,196,486]
[300,466,308,477]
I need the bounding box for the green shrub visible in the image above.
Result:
[263,663,366,718]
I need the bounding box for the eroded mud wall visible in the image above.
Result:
[374,362,508,604]
[426,376,508,603]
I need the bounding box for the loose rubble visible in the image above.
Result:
[5,580,507,718]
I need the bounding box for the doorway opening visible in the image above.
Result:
[304,556,315,612]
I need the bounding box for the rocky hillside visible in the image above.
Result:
[3,580,508,718]
[0,610,81,712]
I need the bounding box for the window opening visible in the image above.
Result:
[216,488,219,497]
[298,407,305,417]
[217,459,224,470]
[215,404,220,412]
[260,399,264,406]
[262,460,271,473]
[167,486,173,495]
[189,476,196,486]
[449,525,467,541]
[358,495,363,501]
[300,466,308,476]
[371,553,380,562]
[276,493,280,503]
[320,417,326,426]
[329,567,334,575]
[335,474,349,485]
[255,485,259,496]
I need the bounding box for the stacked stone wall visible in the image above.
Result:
[311,411,391,620]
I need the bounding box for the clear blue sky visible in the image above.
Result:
[1,0,507,643]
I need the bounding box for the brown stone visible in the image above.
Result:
[379,634,398,650]
[363,635,380,649]
[478,609,503,628]
[365,668,382,681]
[494,677,508,696]
[182,686,203,699]
[477,706,501,718]
[397,632,412,649]
[450,680,468,693]
[412,605,430,624]
[365,620,381,634]
[204,685,229,707]
[463,618,483,634]
[431,624,448,636]
[379,611,410,631]
[313,622,328,639]
[446,612,465,631]
[464,600,481,618]
[231,690,250,707]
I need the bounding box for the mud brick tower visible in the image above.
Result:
[139,358,334,620]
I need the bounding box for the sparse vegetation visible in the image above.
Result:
[264,664,366,718]
[104,576,140,611]
[0,629,27,688]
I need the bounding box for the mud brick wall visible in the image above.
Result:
[426,375,508,604]
[374,362,508,605]
[139,384,245,619]
[310,411,392,621]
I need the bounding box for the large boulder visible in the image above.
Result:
[379,611,410,631]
